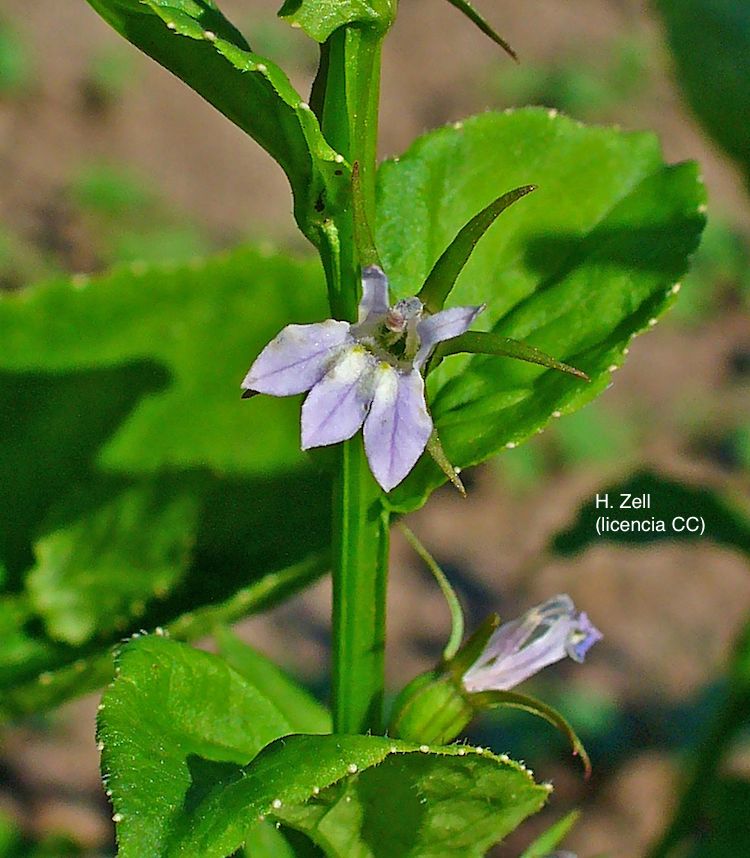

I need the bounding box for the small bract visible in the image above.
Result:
[242,265,483,491]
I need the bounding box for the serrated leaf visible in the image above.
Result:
[98,635,295,857]
[100,636,548,858]
[216,627,331,734]
[0,247,331,717]
[85,0,347,238]
[376,108,705,511]
[656,0,750,187]
[177,737,548,857]
[551,470,750,557]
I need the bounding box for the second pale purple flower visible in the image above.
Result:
[242,265,483,491]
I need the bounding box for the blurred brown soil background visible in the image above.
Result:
[1,0,750,856]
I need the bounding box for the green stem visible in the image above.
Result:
[316,24,390,734]
[332,438,389,733]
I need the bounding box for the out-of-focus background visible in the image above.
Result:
[1,0,749,855]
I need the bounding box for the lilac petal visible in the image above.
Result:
[462,594,601,693]
[357,265,390,325]
[474,595,575,666]
[243,320,352,396]
[565,611,603,663]
[415,304,485,368]
[301,346,376,449]
[363,367,433,492]
[466,620,572,691]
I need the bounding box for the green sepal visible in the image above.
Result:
[389,671,474,744]
[444,0,517,60]
[436,331,590,381]
[426,429,465,496]
[417,185,536,313]
[278,0,395,42]
[471,689,592,777]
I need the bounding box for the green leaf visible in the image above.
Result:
[243,819,318,858]
[215,627,331,734]
[0,247,331,717]
[376,108,705,511]
[98,635,294,857]
[0,551,326,722]
[472,689,591,777]
[101,636,548,858]
[178,737,548,857]
[444,0,517,60]
[656,0,750,186]
[551,469,750,558]
[85,0,347,238]
[27,483,198,645]
[278,0,394,42]
[520,810,580,858]
[418,185,535,313]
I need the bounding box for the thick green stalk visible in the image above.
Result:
[332,438,390,733]
[316,24,390,733]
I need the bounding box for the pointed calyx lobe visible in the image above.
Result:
[242,265,481,491]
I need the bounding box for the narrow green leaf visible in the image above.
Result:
[215,627,331,734]
[444,0,517,60]
[520,810,580,858]
[418,185,536,313]
[399,524,464,660]
[278,0,395,42]
[472,689,591,777]
[437,331,590,381]
[85,0,348,239]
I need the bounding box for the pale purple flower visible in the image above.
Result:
[462,594,602,693]
[242,265,483,491]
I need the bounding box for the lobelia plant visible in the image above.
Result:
[0,0,707,855]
